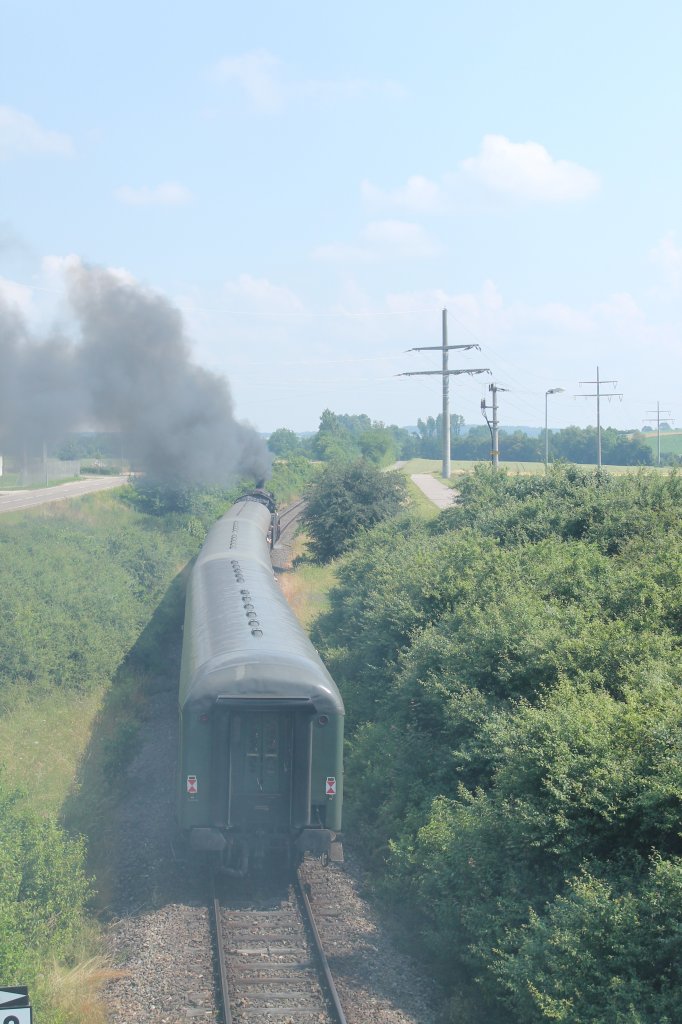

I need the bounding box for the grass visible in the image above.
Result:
[405,477,441,519]
[280,487,440,630]
[0,489,195,1023]
[400,457,676,480]
[0,474,83,490]
[42,956,125,1024]
[0,687,105,818]
[279,536,337,629]
[640,430,682,457]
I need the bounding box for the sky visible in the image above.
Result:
[1,0,681,436]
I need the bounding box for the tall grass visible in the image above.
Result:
[0,489,200,1023]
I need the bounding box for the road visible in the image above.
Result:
[0,475,130,514]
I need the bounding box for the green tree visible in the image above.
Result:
[312,409,359,462]
[358,426,397,465]
[311,409,414,463]
[417,413,467,458]
[302,459,407,562]
[267,427,301,457]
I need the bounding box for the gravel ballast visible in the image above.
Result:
[100,518,443,1023]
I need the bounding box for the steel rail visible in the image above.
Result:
[278,499,306,533]
[295,867,348,1024]
[209,869,233,1024]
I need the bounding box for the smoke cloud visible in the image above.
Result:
[0,263,272,485]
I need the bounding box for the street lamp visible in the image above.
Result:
[545,388,564,466]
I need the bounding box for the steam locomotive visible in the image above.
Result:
[177,491,344,874]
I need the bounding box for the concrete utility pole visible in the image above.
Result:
[576,367,623,469]
[399,308,490,478]
[481,383,508,470]
[643,402,673,467]
[545,387,565,467]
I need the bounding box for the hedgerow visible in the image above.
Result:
[312,466,682,1023]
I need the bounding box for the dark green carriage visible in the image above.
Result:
[177,497,343,872]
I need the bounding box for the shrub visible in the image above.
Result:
[302,459,407,562]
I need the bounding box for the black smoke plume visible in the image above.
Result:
[0,264,271,485]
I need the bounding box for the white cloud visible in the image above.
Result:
[0,275,32,314]
[461,134,599,202]
[0,105,73,160]
[223,273,306,314]
[114,182,193,206]
[650,232,682,292]
[213,49,405,113]
[384,281,647,351]
[214,50,284,113]
[593,292,645,326]
[315,219,438,263]
[361,174,447,213]
[42,253,82,279]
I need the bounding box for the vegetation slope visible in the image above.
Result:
[0,460,307,1023]
[311,464,682,1024]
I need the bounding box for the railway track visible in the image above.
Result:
[210,865,347,1024]
[277,499,306,540]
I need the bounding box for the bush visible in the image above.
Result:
[0,770,90,983]
[268,454,318,504]
[313,467,682,1021]
[301,459,407,562]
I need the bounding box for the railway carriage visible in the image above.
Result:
[177,493,343,873]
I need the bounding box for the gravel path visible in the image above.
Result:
[100,511,443,1024]
[409,474,458,510]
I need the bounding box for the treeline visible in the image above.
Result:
[55,432,124,461]
[268,410,659,467]
[414,416,657,465]
[268,409,412,466]
[311,466,682,1023]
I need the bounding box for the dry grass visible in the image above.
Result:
[42,955,126,1024]
[278,536,337,630]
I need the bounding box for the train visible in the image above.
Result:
[177,490,344,874]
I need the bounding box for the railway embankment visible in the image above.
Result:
[307,464,682,1022]
[0,486,205,1023]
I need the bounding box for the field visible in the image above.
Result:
[400,457,676,483]
[640,429,682,457]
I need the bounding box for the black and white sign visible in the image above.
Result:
[0,986,31,1024]
[1,1010,32,1024]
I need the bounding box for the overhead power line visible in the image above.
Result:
[398,308,490,478]
[481,383,508,471]
[575,366,623,468]
[643,402,674,466]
